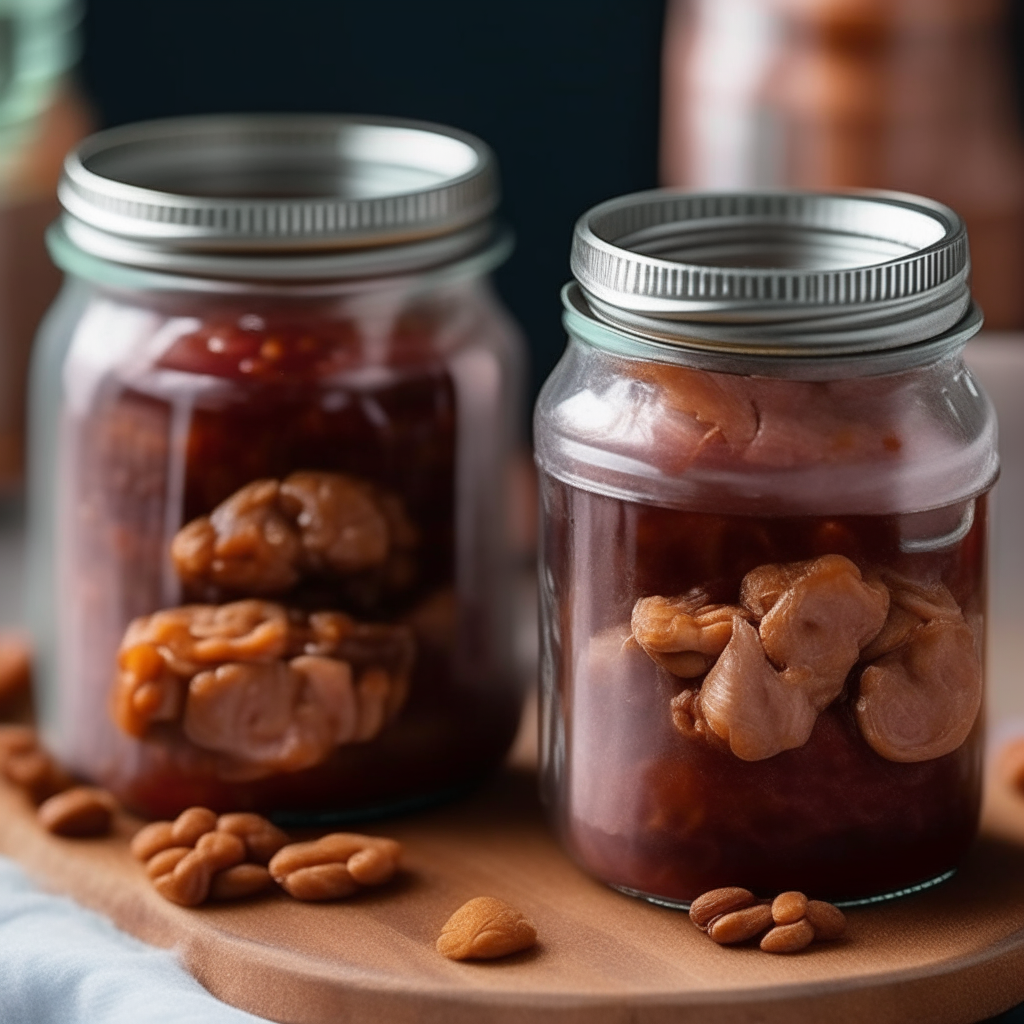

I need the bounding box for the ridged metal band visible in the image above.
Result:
[562,283,984,380]
[56,114,500,277]
[571,189,972,353]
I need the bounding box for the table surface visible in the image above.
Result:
[8,758,1024,1024]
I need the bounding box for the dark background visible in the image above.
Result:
[78,0,666,401]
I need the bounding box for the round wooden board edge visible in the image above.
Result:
[4,773,1024,1024]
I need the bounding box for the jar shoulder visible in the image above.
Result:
[534,336,998,516]
[47,276,522,404]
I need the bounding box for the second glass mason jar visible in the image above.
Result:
[536,190,997,905]
[29,115,525,820]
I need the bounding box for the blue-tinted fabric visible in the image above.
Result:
[1,852,1020,1023]
[0,856,268,1024]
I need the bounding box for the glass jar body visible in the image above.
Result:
[535,330,995,905]
[29,269,525,820]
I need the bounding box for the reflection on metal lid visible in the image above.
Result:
[571,189,972,355]
[56,114,500,280]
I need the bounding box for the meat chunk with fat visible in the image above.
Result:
[183,660,336,775]
[688,617,820,761]
[860,573,961,660]
[279,471,391,575]
[170,471,418,597]
[855,573,981,762]
[637,363,759,451]
[114,600,290,736]
[112,600,414,773]
[631,591,749,678]
[856,618,981,762]
[742,554,889,707]
[172,480,302,595]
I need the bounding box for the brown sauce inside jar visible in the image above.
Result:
[541,477,986,903]
[64,306,520,819]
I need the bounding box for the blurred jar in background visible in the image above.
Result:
[0,0,90,494]
[662,0,1024,329]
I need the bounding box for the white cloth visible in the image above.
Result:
[0,856,269,1023]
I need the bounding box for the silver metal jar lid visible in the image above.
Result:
[54,114,501,280]
[571,189,973,356]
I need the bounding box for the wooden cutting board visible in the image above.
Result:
[3,756,1024,1024]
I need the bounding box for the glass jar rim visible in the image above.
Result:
[47,220,513,297]
[562,282,984,380]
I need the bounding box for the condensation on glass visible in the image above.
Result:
[535,190,997,906]
[29,115,525,820]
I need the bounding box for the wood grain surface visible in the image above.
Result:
[4,760,1024,1024]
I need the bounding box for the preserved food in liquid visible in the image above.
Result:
[537,189,995,904]
[31,116,525,819]
[542,476,985,902]
[54,295,521,817]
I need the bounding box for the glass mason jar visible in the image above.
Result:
[28,115,525,821]
[536,190,997,905]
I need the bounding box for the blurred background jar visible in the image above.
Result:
[28,115,525,820]
[0,0,90,495]
[661,0,1024,329]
